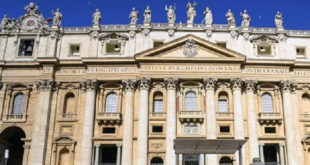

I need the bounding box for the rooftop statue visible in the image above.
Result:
[203,7,212,27]
[1,15,16,31]
[275,11,283,29]
[143,6,151,25]
[52,8,62,27]
[165,5,176,25]
[226,9,236,28]
[240,9,250,29]
[92,9,102,26]
[24,2,39,15]
[186,2,197,25]
[129,7,139,25]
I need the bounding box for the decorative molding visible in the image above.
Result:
[164,77,178,90]
[245,80,257,93]
[122,79,137,92]
[138,77,151,90]
[203,78,217,90]
[280,80,296,93]
[79,79,98,91]
[183,39,198,57]
[35,79,54,91]
[230,78,243,90]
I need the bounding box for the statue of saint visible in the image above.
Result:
[129,8,139,25]
[226,9,236,27]
[186,2,197,24]
[52,8,62,27]
[240,9,250,29]
[275,11,283,29]
[1,15,9,30]
[92,9,102,26]
[143,6,151,25]
[165,5,176,24]
[203,7,212,26]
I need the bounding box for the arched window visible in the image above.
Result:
[302,94,310,113]
[63,93,75,114]
[59,148,70,165]
[153,92,163,113]
[105,93,118,113]
[262,93,273,113]
[219,156,233,165]
[185,91,197,111]
[12,93,25,115]
[218,92,229,113]
[150,157,164,165]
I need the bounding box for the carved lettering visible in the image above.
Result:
[141,64,240,72]
[244,68,289,74]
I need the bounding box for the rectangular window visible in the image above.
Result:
[153,41,164,48]
[102,127,115,134]
[216,42,227,48]
[152,126,163,133]
[153,100,163,113]
[264,127,276,134]
[106,43,121,53]
[69,44,80,56]
[220,126,230,133]
[296,47,306,58]
[18,39,34,56]
[218,100,228,113]
[257,45,272,55]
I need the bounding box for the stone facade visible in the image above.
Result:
[0,2,310,165]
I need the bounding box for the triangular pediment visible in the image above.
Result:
[135,34,245,62]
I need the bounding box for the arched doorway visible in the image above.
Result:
[219,156,233,165]
[150,156,164,165]
[0,126,26,165]
[58,148,70,165]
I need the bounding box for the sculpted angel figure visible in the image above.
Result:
[165,5,176,24]
[1,14,16,31]
[240,9,250,28]
[129,7,138,25]
[92,9,102,26]
[275,11,283,28]
[143,6,151,25]
[186,2,197,24]
[226,9,236,27]
[203,7,213,26]
[52,8,62,27]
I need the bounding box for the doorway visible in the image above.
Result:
[183,154,199,165]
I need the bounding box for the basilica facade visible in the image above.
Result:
[0,2,310,165]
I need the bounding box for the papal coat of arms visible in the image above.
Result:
[183,39,198,57]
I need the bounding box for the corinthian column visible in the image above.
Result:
[164,77,178,165]
[280,80,298,165]
[245,80,259,161]
[230,78,245,165]
[203,78,217,165]
[79,79,98,165]
[121,80,136,165]
[29,79,55,165]
[137,77,151,165]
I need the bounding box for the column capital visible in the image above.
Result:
[116,144,122,147]
[122,79,137,92]
[35,79,54,91]
[164,77,179,90]
[80,79,98,91]
[230,77,244,91]
[203,77,217,90]
[280,80,296,93]
[138,77,151,90]
[245,80,258,93]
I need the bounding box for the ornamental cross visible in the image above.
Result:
[183,39,198,57]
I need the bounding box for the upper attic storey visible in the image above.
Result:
[1,2,310,37]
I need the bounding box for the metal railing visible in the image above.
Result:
[97,112,121,117]
[179,111,203,116]
[7,114,24,119]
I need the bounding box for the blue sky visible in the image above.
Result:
[0,0,309,30]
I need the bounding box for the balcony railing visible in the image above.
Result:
[258,112,282,124]
[97,112,121,124]
[216,112,234,120]
[149,112,166,120]
[3,114,27,122]
[300,113,310,121]
[57,113,77,122]
[179,110,204,123]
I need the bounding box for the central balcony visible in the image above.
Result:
[258,112,282,124]
[3,114,27,123]
[97,112,122,124]
[178,111,204,123]
[57,113,77,122]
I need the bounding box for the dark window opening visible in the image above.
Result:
[257,45,272,55]
[296,48,306,56]
[265,127,276,134]
[152,126,163,133]
[263,145,279,163]
[106,43,121,53]
[100,145,117,163]
[69,45,80,56]
[150,157,164,164]
[153,41,164,48]
[219,156,233,165]
[18,39,34,56]
[220,126,230,133]
[102,127,115,134]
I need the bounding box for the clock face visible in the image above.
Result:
[23,17,38,30]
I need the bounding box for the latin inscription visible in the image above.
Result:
[141,65,240,72]
[244,68,289,74]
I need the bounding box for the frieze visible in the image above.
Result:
[243,67,289,74]
[141,64,240,72]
